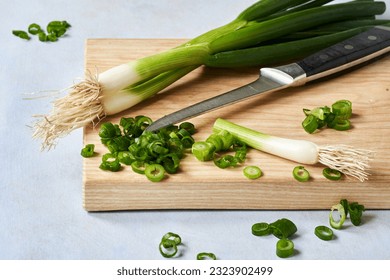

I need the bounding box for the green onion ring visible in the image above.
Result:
[314,225,334,241]
[251,222,271,236]
[144,164,165,182]
[293,166,310,182]
[276,239,294,258]
[244,166,262,180]
[197,252,217,260]
[302,114,318,134]
[159,239,178,258]
[323,168,342,180]
[329,203,346,230]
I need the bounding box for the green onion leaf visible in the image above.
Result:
[348,202,365,226]
[269,218,297,239]
[12,30,30,40]
[314,225,334,241]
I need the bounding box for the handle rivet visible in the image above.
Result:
[368,35,377,41]
[319,54,329,60]
[344,44,354,50]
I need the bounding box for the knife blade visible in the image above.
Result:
[146,26,390,132]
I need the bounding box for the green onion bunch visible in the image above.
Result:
[34,0,390,150]
[95,116,196,182]
[302,100,353,133]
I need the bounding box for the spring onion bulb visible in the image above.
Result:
[31,0,387,150]
[213,118,373,182]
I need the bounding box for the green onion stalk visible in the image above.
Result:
[32,0,388,150]
[213,118,373,181]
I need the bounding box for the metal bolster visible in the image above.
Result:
[260,63,307,86]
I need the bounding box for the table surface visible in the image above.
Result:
[1,0,389,260]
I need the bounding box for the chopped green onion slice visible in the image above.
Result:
[314,225,334,241]
[197,252,217,260]
[340,199,349,217]
[329,203,346,230]
[323,168,342,180]
[181,135,195,149]
[131,161,148,174]
[162,232,182,246]
[217,130,235,151]
[302,115,318,134]
[270,218,297,239]
[251,222,271,236]
[179,122,196,135]
[157,153,180,174]
[192,141,216,161]
[117,151,135,165]
[348,202,365,226]
[81,144,95,158]
[214,154,237,169]
[99,153,121,172]
[243,166,262,179]
[332,119,351,131]
[159,239,178,258]
[332,100,352,119]
[293,166,310,182]
[144,164,165,182]
[28,23,42,35]
[12,30,30,40]
[276,239,294,258]
[206,134,224,152]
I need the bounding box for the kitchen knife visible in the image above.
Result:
[145,26,390,132]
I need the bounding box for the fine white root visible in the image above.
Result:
[32,72,105,150]
[318,145,374,182]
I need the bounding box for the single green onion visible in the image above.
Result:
[243,166,263,180]
[192,141,216,161]
[251,222,271,236]
[144,164,165,182]
[269,218,297,239]
[213,118,372,182]
[314,225,334,241]
[80,144,95,158]
[197,252,217,260]
[276,239,294,258]
[293,166,310,182]
[322,167,342,180]
[329,203,346,230]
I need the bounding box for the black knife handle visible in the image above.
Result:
[296,26,390,78]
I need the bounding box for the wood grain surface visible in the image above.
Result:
[83,39,390,211]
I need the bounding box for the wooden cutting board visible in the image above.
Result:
[83,39,390,211]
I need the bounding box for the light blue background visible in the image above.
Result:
[1,0,389,260]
